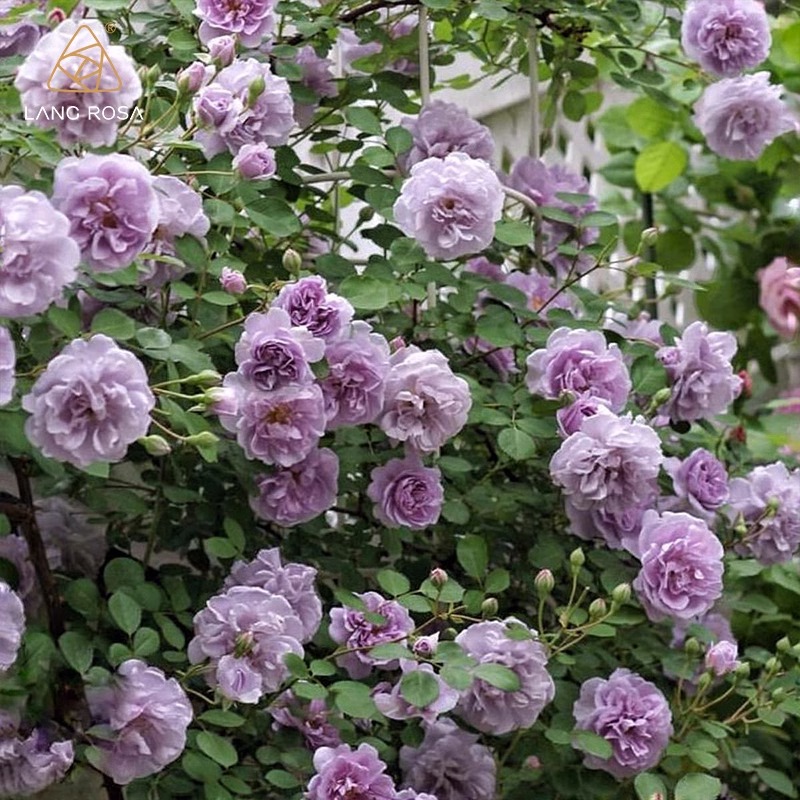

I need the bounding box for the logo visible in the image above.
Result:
[47,25,121,93]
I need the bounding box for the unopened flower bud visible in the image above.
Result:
[588,598,607,620]
[734,661,750,678]
[791,642,800,658]
[358,206,375,222]
[738,369,752,398]
[569,548,585,572]
[184,431,220,448]
[147,64,161,85]
[220,266,247,295]
[729,425,746,444]
[684,637,701,657]
[389,336,406,353]
[534,569,554,598]
[765,656,780,673]
[184,369,222,387]
[611,583,631,606]
[178,61,208,94]
[47,7,66,24]
[208,34,236,67]
[696,672,713,691]
[524,756,541,770]
[481,597,498,618]
[429,567,448,588]
[772,687,787,702]
[766,496,780,514]
[650,387,672,408]
[734,515,748,537]
[440,627,458,641]
[777,637,791,653]
[282,248,302,274]
[247,76,266,106]
[640,227,659,247]
[138,434,172,457]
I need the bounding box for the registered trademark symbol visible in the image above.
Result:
[105,21,116,33]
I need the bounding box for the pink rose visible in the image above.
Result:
[758,257,800,339]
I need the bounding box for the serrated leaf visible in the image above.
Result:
[59,631,93,674]
[108,591,141,635]
[497,427,536,460]
[197,731,238,768]
[400,669,440,708]
[634,773,668,800]
[473,663,520,691]
[376,569,411,597]
[674,774,721,800]
[572,729,613,759]
[91,308,136,341]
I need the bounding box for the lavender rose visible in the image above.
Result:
[400,718,496,800]
[0,186,80,317]
[22,335,155,468]
[573,668,673,778]
[393,152,504,261]
[664,448,729,519]
[307,743,396,800]
[455,619,555,735]
[0,728,74,797]
[52,153,159,273]
[0,582,24,672]
[207,34,236,65]
[0,535,36,607]
[0,0,43,57]
[525,327,631,412]
[251,448,339,528]
[373,661,459,723]
[188,586,305,703]
[195,0,275,45]
[380,345,471,453]
[758,256,800,339]
[565,498,647,554]
[705,640,740,676]
[220,267,247,294]
[223,547,322,643]
[681,0,770,76]
[329,591,415,679]
[656,320,742,423]
[86,659,192,785]
[269,691,341,749]
[37,495,107,578]
[273,276,354,341]
[557,396,611,437]
[505,270,574,317]
[0,328,15,407]
[633,510,724,622]
[693,72,795,161]
[233,143,277,180]
[367,454,443,530]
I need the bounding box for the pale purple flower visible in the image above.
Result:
[367,454,443,530]
[400,101,495,170]
[656,321,742,423]
[86,659,192,785]
[0,728,73,797]
[464,256,506,282]
[728,461,800,564]
[273,276,354,342]
[672,610,735,651]
[705,640,740,675]
[37,496,107,578]
[194,59,294,157]
[373,661,459,723]
[223,547,322,643]
[195,0,276,46]
[396,791,438,800]
[220,267,247,294]
[0,328,15,406]
[393,153,504,261]
[664,448,729,519]
[339,19,418,76]
[557,396,612,437]
[606,311,664,345]
[758,256,800,339]
[380,345,471,453]
[321,322,389,428]
[188,586,305,703]
[400,719,496,800]
[307,743,396,800]
[208,34,236,65]
[178,61,211,93]
[234,307,324,391]
[233,143,277,180]
[682,0,770,76]
[505,270,574,317]
[329,591,414,679]
[565,498,647,554]
[455,619,555,735]
[693,72,796,161]
[526,327,631,412]
[0,535,36,607]
[0,185,79,317]
[550,407,663,515]
[269,690,341,749]
[412,633,439,659]
[0,0,44,57]
[633,510,724,622]
[0,582,24,672]
[462,337,518,381]
[250,447,339,528]
[296,45,337,98]
[52,154,159,273]
[15,20,142,147]
[573,668,673,778]
[22,335,155,468]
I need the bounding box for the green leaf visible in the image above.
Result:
[634,773,668,800]
[203,291,239,306]
[674,774,722,800]
[265,770,300,789]
[198,710,246,728]
[48,307,81,338]
[400,669,441,708]
[339,275,400,310]
[440,664,473,690]
[386,125,413,155]
[108,592,142,635]
[182,751,222,783]
[376,569,411,596]
[485,568,510,594]
[473,663,520,691]
[344,107,383,135]
[635,142,687,192]
[626,96,675,139]
[91,308,136,341]
[59,631,93,674]
[246,197,301,238]
[457,534,488,579]
[494,220,533,246]
[104,559,145,591]
[497,427,536,460]
[756,768,798,798]
[572,729,613,759]
[369,643,413,661]
[133,627,160,657]
[197,731,238,768]
[331,681,378,718]
[64,579,101,618]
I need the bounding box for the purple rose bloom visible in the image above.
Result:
[0,0,43,57]
[393,152,504,261]
[728,462,800,564]
[86,660,192,785]
[223,547,322,643]
[233,143,277,180]
[633,510,724,622]
[307,743,396,800]
[195,0,275,46]
[705,640,740,675]
[400,719,496,800]
[526,327,631,412]
[0,582,24,672]
[269,690,341,749]
[672,609,735,651]
[693,72,796,161]
[321,322,390,428]
[15,20,142,147]
[664,448,729,519]
[329,591,415,679]
[179,61,212,93]
[339,18,419,76]
[220,267,247,294]
[207,34,236,65]
[0,328,15,406]
[37,496,107,578]
[234,307,324,392]
[606,311,664,345]
[0,186,79,317]
[565,497,647,554]
[462,337,518,381]
[293,46,337,126]
[22,335,155,468]
[373,661,459,723]
[250,447,339,528]
[573,668,673,778]
[219,374,326,467]
[273,276,354,342]
[0,728,74,797]
[682,0,770,76]
[194,59,295,157]
[52,154,159,273]
[550,407,663,515]
[400,101,495,170]
[397,792,438,800]
[380,345,471,453]
[557,396,612,437]
[367,454,443,530]
[0,535,36,608]
[455,619,555,735]
[656,321,742,423]
[189,586,305,703]
[505,270,574,317]
[464,255,506,282]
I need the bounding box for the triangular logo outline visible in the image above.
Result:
[46,25,122,93]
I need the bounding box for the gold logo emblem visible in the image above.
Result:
[47,25,122,93]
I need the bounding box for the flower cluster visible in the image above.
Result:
[195,0,276,46]
[0,722,74,797]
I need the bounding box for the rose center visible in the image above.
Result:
[264,404,293,424]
